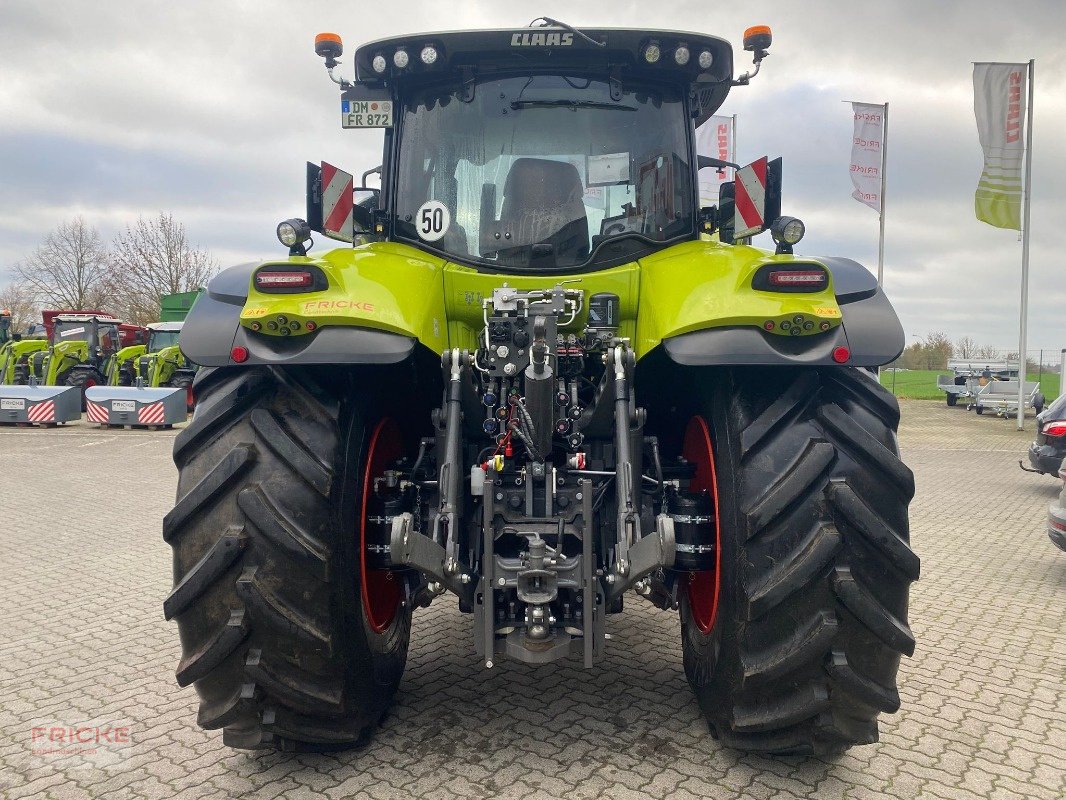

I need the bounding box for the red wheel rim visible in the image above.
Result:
[360,418,404,633]
[682,416,721,635]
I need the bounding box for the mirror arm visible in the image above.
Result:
[697,154,740,171]
[361,165,383,187]
[732,54,766,86]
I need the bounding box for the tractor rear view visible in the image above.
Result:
[165,20,917,757]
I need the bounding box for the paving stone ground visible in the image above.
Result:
[0,400,1064,799]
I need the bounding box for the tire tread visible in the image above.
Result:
[682,368,917,755]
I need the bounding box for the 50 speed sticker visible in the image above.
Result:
[415,200,450,242]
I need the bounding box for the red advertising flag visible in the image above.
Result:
[695,115,735,207]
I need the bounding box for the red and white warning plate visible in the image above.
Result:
[86,400,110,424]
[138,402,166,425]
[321,162,355,243]
[734,156,768,239]
[27,401,56,423]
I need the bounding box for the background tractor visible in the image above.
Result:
[127,322,196,409]
[0,310,49,385]
[165,20,917,758]
[24,313,124,407]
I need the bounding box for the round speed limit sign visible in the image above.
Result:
[415,200,451,242]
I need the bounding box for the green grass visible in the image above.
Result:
[879,368,1061,401]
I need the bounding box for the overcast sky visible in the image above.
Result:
[1,0,1063,354]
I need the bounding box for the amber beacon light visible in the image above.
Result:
[742,25,772,52]
[314,32,344,63]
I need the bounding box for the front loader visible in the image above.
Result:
[109,321,197,409]
[0,311,49,385]
[25,313,123,408]
[164,20,917,757]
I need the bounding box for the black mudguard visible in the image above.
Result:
[180,263,415,367]
[663,257,904,368]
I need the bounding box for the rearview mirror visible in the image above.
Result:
[717,183,735,243]
[353,188,379,234]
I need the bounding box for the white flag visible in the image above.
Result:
[973,63,1027,230]
[850,103,885,212]
[696,115,734,207]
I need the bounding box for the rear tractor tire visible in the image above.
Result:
[65,367,106,411]
[168,372,197,411]
[163,365,412,750]
[678,367,918,755]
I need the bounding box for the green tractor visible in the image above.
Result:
[164,21,917,756]
[109,321,197,408]
[0,311,49,385]
[27,313,122,407]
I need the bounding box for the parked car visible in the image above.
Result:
[1049,466,1066,552]
[1025,393,1066,475]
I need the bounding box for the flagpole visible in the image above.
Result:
[876,103,888,382]
[1016,59,1035,430]
[731,114,738,176]
[877,103,888,288]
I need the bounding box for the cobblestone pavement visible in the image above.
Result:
[1,400,1064,799]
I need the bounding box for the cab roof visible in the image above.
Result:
[353,26,734,123]
[53,314,121,324]
[148,322,183,331]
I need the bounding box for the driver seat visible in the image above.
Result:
[497,158,589,266]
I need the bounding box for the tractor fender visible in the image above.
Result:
[820,256,880,303]
[180,259,420,368]
[662,258,904,368]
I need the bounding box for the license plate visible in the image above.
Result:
[1,398,25,410]
[342,99,393,128]
[112,400,136,412]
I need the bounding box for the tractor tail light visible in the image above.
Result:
[1043,421,1066,437]
[767,270,826,288]
[255,271,314,289]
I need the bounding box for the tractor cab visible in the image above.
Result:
[136,321,185,383]
[51,314,121,356]
[146,322,182,353]
[295,24,783,270]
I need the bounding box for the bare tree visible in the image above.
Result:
[13,217,110,310]
[108,213,216,324]
[976,344,1000,360]
[954,336,978,359]
[0,280,41,334]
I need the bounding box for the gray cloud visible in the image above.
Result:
[0,0,1062,351]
